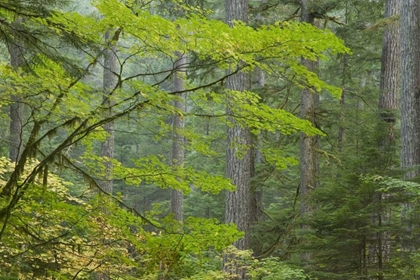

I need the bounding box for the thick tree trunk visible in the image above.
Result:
[171,51,186,222]
[400,0,420,252]
[225,70,252,251]
[401,0,420,179]
[100,30,118,195]
[299,0,319,223]
[9,20,24,162]
[379,0,401,151]
[226,0,248,27]
[373,1,400,277]
[225,0,251,250]
[224,0,252,278]
[299,0,319,265]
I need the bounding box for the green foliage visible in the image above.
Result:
[221,246,308,280]
[249,257,307,280]
[0,157,244,279]
[0,0,353,278]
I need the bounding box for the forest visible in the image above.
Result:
[0,0,417,279]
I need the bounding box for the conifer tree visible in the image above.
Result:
[224,0,253,254]
[299,0,319,263]
[400,0,420,254]
[379,0,400,154]
[400,0,420,180]
[100,30,119,195]
[373,1,400,277]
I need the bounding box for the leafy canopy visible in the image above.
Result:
[0,0,349,278]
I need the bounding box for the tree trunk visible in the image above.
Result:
[100,30,118,195]
[171,51,186,222]
[250,135,264,256]
[9,19,24,162]
[337,54,347,154]
[373,1,401,277]
[299,0,319,265]
[299,0,319,224]
[225,0,251,250]
[400,0,420,252]
[379,0,401,152]
[225,70,252,251]
[224,0,252,278]
[252,69,265,226]
[401,0,420,179]
[94,30,119,280]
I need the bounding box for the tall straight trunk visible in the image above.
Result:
[401,0,420,178]
[250,69,265,256]
[299,0,319,265]
[249,135,264,255]
[379,0,401,151]
[225,71,252,252]
[171,52,186,222]
[373,1,401,277]
[224,0,252,278]
[225,0,252,251]
[400,0,420,252]
[337,55,347,153]
[100,30,118,195]
[299,0,319,220]
[252,69,265,225]
[9,19,24,162]
[95,30,119,280]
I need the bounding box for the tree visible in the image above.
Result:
[401,0,420,180]
[224,0,252,253]
[3,0,93,161]
[299,0,320,263]
[378,0,400,154]
[171,51,186,222]
[0,0,349,278]
[9,18,24,162]
[224,1,252,277]
[99,30,119,195]
[373,0,401,277]
[400,0,420,259]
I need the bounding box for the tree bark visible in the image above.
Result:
[401,0,420,179]
[225,70,252,252]
[99,30,118,195]
[299,0,319,266]
[379,0,401,151]
[373,1,400,277]
[251,70,265,226]
[299,0,319,221]
[94,29,119,280]
[9,19,25,162]
[225,0,252,250]
[171,51,186,222]
[224,0,252,278]
[400,0,420,253]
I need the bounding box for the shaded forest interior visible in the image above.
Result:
[1,0,419,279]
